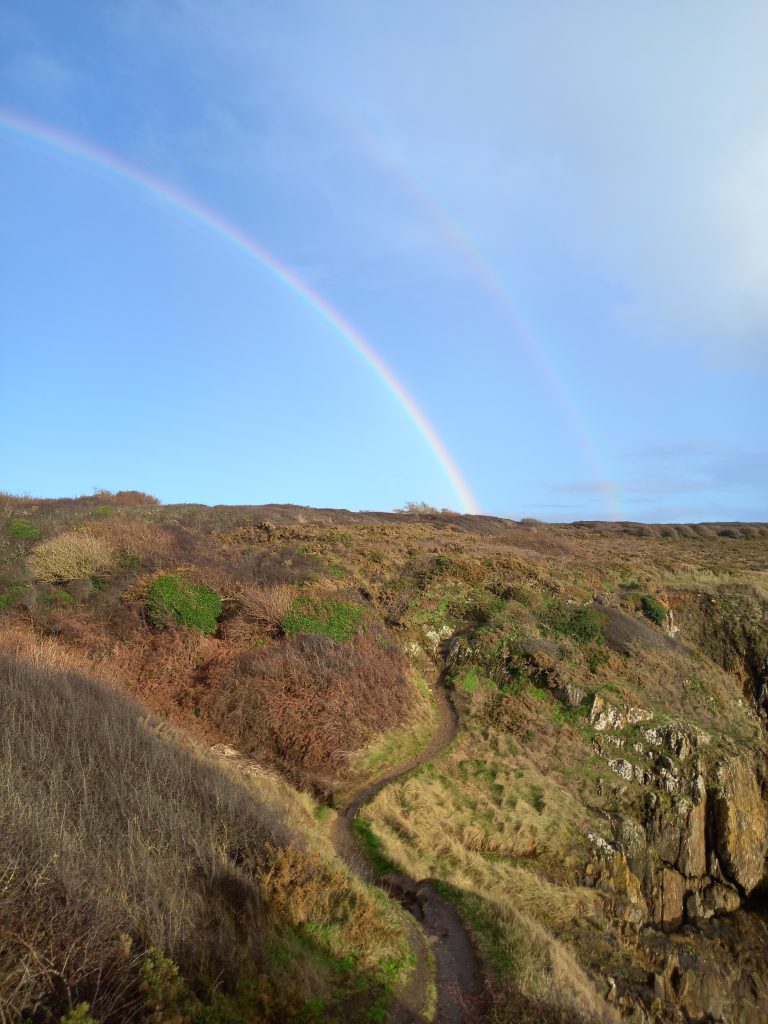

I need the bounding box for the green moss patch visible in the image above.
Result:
[146,574,222,634]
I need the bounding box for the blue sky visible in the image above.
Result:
[1,1,765,521]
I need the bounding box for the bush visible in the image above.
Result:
[8,519,40,540]
[146,574,222,634]
[396,501,440,514]
[219,583,292,644]
[91,489,160,506]
[640,594,667,627]
[546,604,606,645]
[207,634,413,790]
[281,596,365,643]
[28,532,115,582]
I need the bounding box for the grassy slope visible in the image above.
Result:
[1,491,767,1021]
[0,656,413,1024]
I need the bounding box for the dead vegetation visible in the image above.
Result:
[206,633,416,793]
[28,530,117,582]
[0,655,281,1020]
[0,655,410,1023]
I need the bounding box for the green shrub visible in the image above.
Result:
[60,1004,98,1024]
[281,597,364,642]
[640,595,667,627]
[9,519,40,540]
[146,574,222,634]
[546,604,606,645]
[139,948,192,1018]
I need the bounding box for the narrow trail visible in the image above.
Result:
[329,678,481,1024]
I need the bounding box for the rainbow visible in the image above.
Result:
[0,108,480,515]
[348,121,624,520]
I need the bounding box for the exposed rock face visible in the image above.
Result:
[590,694,653,732]
[650,866,685,932]
[578,683,768,1020]
[582,689,768,904]
[711,758,768,894]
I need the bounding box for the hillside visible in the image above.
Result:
[1,491,767,1023]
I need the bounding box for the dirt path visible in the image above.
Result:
[330,680,481,1024]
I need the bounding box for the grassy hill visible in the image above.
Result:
[1,491,767,1022]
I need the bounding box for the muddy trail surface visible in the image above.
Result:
[330,679,482,1024]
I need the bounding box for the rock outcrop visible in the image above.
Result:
[711,758,768,895]
[580,686,768,1021]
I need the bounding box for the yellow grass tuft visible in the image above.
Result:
[28,531,116,582]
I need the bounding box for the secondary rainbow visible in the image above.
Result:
[0,108,480,515]
[347,120,624,520]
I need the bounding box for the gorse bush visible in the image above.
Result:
[281,596,365,643]
[28,531,116,582]
[146,573,222,633]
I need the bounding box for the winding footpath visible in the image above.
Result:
[329,679,481,1024]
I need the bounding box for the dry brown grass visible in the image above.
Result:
[0,621,94,675]
[86,517,178,565]
[0,491,28,521]
[0,655,412,1023]
[27,531,116,583]
[476,897,618,1023]
[218,582,293,644]
[0,655,286,1020]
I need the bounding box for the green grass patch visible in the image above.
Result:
[0,583,27,611]
[553,702,589,727]
[282,597,365,643]
[43,589,76,607]
[146,574,222,634]
[357,678,436,779]
[313,804,334,824]
[8,519,40,541]
[353,817,397,877]
[456,667,484,693]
